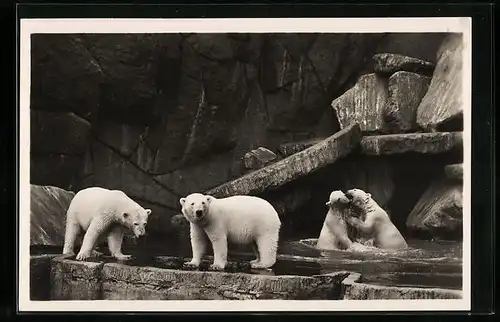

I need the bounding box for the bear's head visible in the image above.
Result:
[180,193,214,224]
[325,190,350,207]
[345,188,372,208]
[121,207,152,238]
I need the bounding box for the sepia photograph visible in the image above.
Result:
[18,17,471,312]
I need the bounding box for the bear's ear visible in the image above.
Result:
[366,193,372,199]
[206,195,214,204]
[145,209,152,216]
[179,198,186,207]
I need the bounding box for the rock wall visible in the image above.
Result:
[30,32,450,236]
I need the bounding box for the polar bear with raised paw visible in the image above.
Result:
[62,187,152,261]
[345,188,408,250]
[180,193,281,270]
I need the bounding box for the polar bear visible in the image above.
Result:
[180,193,281,270]
[316,190,354,250]
[62,187,152,261]
[345,188,408,250]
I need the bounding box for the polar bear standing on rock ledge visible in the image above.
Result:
[345,188,408,250]
[180,193,281,270]
[62,187,152,261]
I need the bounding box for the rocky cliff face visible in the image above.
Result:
[30,32,450,236]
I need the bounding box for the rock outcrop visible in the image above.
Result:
[406,178,463,239]
[416,34,464,131]
[331,74,388,133]
[243,147,278,171]
[383,71,431,133]
[373,53,435,77]
[30,185,75,246]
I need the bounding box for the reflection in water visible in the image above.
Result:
[30,236,462,291]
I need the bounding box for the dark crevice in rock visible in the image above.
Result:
[435,113,464,132]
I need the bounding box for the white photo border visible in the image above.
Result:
[18,17,472,312]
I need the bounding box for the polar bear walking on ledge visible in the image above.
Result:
[62,187,152,261]
[180,193,281,270]
[345,188,408,250]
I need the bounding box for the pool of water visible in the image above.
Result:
[31,237,462,291]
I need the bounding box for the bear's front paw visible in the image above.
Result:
[209,263,225,271]
[184,260,201,269]
[75,249,93,261]
[114,254,132,261]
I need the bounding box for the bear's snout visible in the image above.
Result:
[195,210,203,218]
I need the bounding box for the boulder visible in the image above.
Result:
[373,53,435,77]
[360,132,463,156]
[444,163,463,181]
[30,110,91,155]
[243,147,278,170]
[30,34,104,120]
[331,74,388,133]
[406,179,463,239]
[383,71,431,133]
[416,34,464,131]
[206,124,362,198]
[30,185,75,246]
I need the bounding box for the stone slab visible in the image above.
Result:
[50,255,104,300]
[359,132,463,156]
[206,124,362,197]
[278,132,463,158]
[341,272,462,300]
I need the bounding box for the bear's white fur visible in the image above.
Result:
[180,193,281,270]
[316,190,354,250]
[345,188,408,250]
[62,187,152,261]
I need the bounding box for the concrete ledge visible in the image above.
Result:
[49,255,349,300]
[279,132,463,158]
[444,163,463,180]
[50,255,104,300]
[341,272,462,300]
[206,124,362,197]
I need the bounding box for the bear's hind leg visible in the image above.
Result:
[250,241,260,265]
[62,212,81,256]
[252,233,278,269]
[107,226,130,261]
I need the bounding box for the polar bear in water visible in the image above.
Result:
[345,188,408,250]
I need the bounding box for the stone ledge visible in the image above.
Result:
[341,272,462,300]
[206,124,362,197]
[279,132,463,158]
[48,255,348,300]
